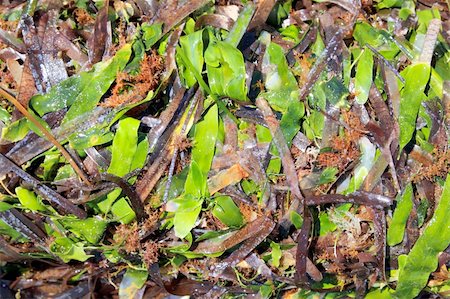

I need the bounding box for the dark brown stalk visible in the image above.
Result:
[295,208,312,285]
[305,191,393,209]
[210,215,275,276]
[299,28,343,99]
[256,97,304,217]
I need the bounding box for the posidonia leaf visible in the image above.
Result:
[61,217,108,244]
[97,117,141,223]
[353,22,399,60]
[224,3,255,47]
[270,241,282,268]
[172,105,218,239]
[119,268,148,299]
[354,48,373,104]
[141,22,163,50]
[1,118,29,142]
[205,40,248,102]
[399,63,431,151]
[0,106,10,123]
[30,44,132,121]
[49,237,91,263]
[261,40,299,113]
[173,193,203,239]
[387,184,413,246]
[212,195,244,228]
[394,175,450,298]
[191,104,218,177]
[15,187,47,212]
[107,117,140,177]
[0,202,13,212]
[184,161,206,198]
[176,30,204,88]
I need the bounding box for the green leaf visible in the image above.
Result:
[191,104,218,177]
[290,211,303,230]
[280,101,304,145]
[119,268,148,299]
[353,22,399,60]
[387,184,413,246]
[376,0,403,8]
[30,44,132,119]
[1,118,29,142]
[61,217,108,244]
[318,77,349,108]
[63,45,132,124]
[0,106,10,123]
[0,202,13,212]
[260,41,300,113]
[141,22,162,50]
[395,175,450,298]
[224,3,255,47]
[176,30,204,88]
[212,195,244,228]
[97,117,141,223]
[49,237,91,263]
[184,161,206,198]
[270,241,282,268]
[173,194,203,239]
[38,152,61,180]
[318,167,338,185]
[354,48,373,104]
[366,288,394,299]
[399,63,431,151]
[205,40,248,102]
[0,219,27,241]
[15,187,47,212]
[111,197,136,224]
[108,117,140,177]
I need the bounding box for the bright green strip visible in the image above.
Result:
[395,175,450,298]
[398,63,431,151]
[354,47,373,104]
[107,117,140,177]
[225,3,255,47]
[387,184,413,246]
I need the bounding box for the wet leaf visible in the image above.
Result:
[387,184,413,246]
[1,118,29,142]
[399,63,431,151]
[205,40,248,102]
[191,104,219,177]
[212,195,244,228]
[260,39,299,113]
[119,268,148,299]
[395,175,450,298]
[176,30,204,88]
[269,241,282,267]
[60,217,108,244]
[15,187,47,212]
[30,44,132,122]
[49,237,91,263]
[173,193,203,239]
[142,23,163,50]
[354,48,373,104]
[353,22,399,60]
[108,117,140,177]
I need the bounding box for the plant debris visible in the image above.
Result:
[0,0,450,298]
